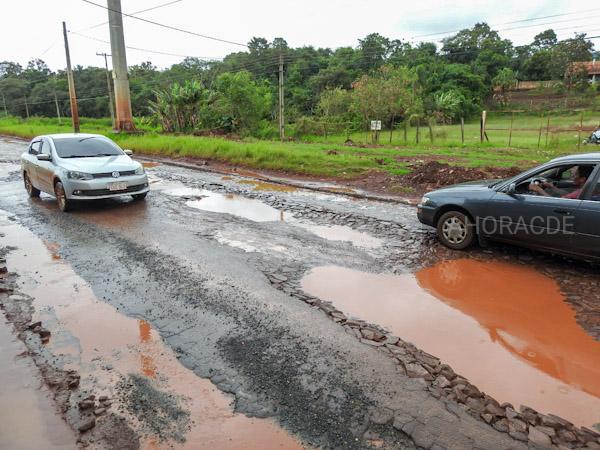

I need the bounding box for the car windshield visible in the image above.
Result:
[53,136,124,158]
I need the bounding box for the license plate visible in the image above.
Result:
[108,182,128,191]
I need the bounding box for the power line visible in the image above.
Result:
[411,7,600,39]
[80,0,248,48]
[75,0,184,32]
[70,31,222,61]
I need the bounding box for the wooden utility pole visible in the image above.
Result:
[53,75,61,124]
[53,90,61,124]
[23,96,29,119]
[278,53,285,141]
[107,0,135,131]
[97,52,116,129]
[62,21,80,133]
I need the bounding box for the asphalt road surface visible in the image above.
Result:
[0,135,598,450]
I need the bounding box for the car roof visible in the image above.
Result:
[39,133,106,140]
[550,152,600,163]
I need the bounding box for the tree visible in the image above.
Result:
[550,34,593,80]
[532,30,557,50]
[149,80,208,132]
[358,33,391,71]
[492,67,517,105]
[212,71,272,133]
[433,90,464,124]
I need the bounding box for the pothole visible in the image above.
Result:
[300,259,600,428]
[0,212,305,449]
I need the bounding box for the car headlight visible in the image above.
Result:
[420,196,432,206]
[134,165,145,175]
[67,170,93,180]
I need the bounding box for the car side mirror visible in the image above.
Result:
[506,182,517,195]
[36,154,51,161]
[124,149,133,156]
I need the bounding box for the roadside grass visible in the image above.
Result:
[302,110,600,153]
[0,114,597,178]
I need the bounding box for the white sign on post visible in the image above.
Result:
[370,120,382,131]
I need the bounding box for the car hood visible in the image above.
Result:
[427,179,502,196]
[57,155,139,173]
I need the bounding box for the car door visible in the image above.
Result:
[35,138,55,194]
[483,163,587,254]
[573,166,600,259]
[23,139,42,188]
[486,191,578,253]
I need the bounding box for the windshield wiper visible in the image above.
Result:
[78,137,100,142]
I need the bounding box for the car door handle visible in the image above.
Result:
[554,209,572,215]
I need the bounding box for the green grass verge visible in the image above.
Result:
[0,115,596,178]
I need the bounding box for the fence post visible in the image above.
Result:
[578,111,583,150]
[416,119,420,144]
[508,111,514,147]
[545,116,550,148]
[428,119,434,144]
[480,110,487,143]
[460,117,464,144]
[537,112,544,148]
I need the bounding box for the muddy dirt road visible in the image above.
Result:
[0,136,599,449]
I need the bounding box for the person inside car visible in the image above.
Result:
[529,165,594,199]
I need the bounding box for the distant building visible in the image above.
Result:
[568,61,600,83]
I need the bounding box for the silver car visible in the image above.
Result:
[21,133,149,211]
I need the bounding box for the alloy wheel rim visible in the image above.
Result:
[56,185,66,209]
[442,217,467,244]
[24,176,32,194]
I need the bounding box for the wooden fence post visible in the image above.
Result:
[460,117,465,145]
[428,119,434,144]
[578,111,583,150]
[480,110,487,143]
[545,116,550,148]
[508,111,514,147]
[416,119,420,144]
[537,112,544,148]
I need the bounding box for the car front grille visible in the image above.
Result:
[77,184,147,197]
[92,170,136,179]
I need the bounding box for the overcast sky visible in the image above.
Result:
[2,0,599,71]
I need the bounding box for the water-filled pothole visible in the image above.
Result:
[0,212,304,449]
[301,259,600,428]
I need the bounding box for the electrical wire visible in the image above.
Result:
[80,0,248,48]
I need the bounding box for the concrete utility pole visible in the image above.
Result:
[96,52,116,129]
[278,53,285,141]
[62,21,80,133]
[107,0,135,132]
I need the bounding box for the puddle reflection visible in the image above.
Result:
[301,259,600,427]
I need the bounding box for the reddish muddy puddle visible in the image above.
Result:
[0,211,305,449]
[156,182,381,249]
[141,161,161,169]
[0,314,76,449]
[301,260,600,428]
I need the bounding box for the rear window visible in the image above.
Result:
[53,136,123,158]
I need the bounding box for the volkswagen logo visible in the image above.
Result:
[112,171,121,178]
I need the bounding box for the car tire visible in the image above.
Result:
[24,172,40,198]
[132,192,148,201]
[436,210,475,250]
[54,181,72,212]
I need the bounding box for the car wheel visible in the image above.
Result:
[436,211,475,250]
[24,172,40,198]
[132,192,147,201]
[54,181,72,212]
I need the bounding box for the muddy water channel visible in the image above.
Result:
[301,259,600,428]
[0,212,304,449]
